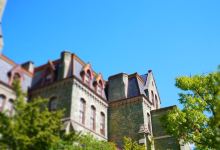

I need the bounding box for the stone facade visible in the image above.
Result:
[151,106,191,150]
[0,51,190,149]
[29,51,108,140]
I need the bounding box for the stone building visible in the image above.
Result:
[0,51,190,149]
[0,54,33,115]
[29,51,108,140]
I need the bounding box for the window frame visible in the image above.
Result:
[79,98,86,125]
[100,112,105,135]
[90,105,96,130]
[48,97,58,111]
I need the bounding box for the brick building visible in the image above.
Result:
[0,51,190,150]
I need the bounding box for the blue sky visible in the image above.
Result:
[2,0,220,107]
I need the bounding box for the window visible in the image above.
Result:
[0,94,6,111]
[97,84,102,95]
[95,80,103,96]
[147,113,151,133]
[151,90,154,106]
[84,70,91,86]
[155,95,158,109]
[13,73,21,81]
[90,106,96,130]
[49,97,58,111]
[79,98,86,124]
[100,112,105,135]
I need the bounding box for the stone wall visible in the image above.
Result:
[108,96,145,147]
[29,78,73,118]
[70,78,108,140]
[151,106,182,150]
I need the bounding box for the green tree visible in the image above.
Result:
[123,137,145,150]
[76,134,116,150]
[0,80,117,150]
[163,68,220,149]
[0,80,67,150]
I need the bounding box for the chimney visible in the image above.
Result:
[108,73,128,101]
[58,51,72,79]
[21,61,34,73]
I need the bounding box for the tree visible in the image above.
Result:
[0,80,117,150]
[0,80,68,150]
[123,137,145,150]
[163,68,220,149]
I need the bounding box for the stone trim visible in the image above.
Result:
[73,79,108,107]
[29,76,108,105]
[0,80,13,90]
[62,118,107,140]
[153,135,172,140]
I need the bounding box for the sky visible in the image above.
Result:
[2,0,220,108]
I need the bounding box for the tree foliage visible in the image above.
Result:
[123,137,145,150]
[0,80,66,150]
[0,80,117,150]
[163,68,220,149]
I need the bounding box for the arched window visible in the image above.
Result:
[84,70,91,86]
[147,113,151,133]
[151,90,154,106]
[155,95,158,109]
[13,73,21,81]
[79,98,86,124]
[49,97,58,111]
[96,80,103,95]
[90,105,96,130]
[0,94,6,111]
[9,72,22,85]
[100,112,105,135]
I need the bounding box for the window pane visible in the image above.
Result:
[49,98,57,111]
[100,113,105,135]
[90,106,96,130]
[79,99,86,124]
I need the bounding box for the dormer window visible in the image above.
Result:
[45,73,53,82]
[8,72,22,85]
[97,84,102,95]
[13,73,21,81]
[84,70,91,86]
[94,79,103,96]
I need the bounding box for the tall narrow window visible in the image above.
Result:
[147,113,151,133]
[13,73,21,81]
[84,70,91,86]
[79,98,86,124]
[151,90,154,106]
[49,97,57,111]
[0,94,6,111]
[100,112,105,135]
[97,84,102,95]
[90,106,96,130]
[155,95,158,109]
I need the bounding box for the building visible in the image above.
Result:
[0,51,190,150]
[0,54,33,115]
[29,51,108,140]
